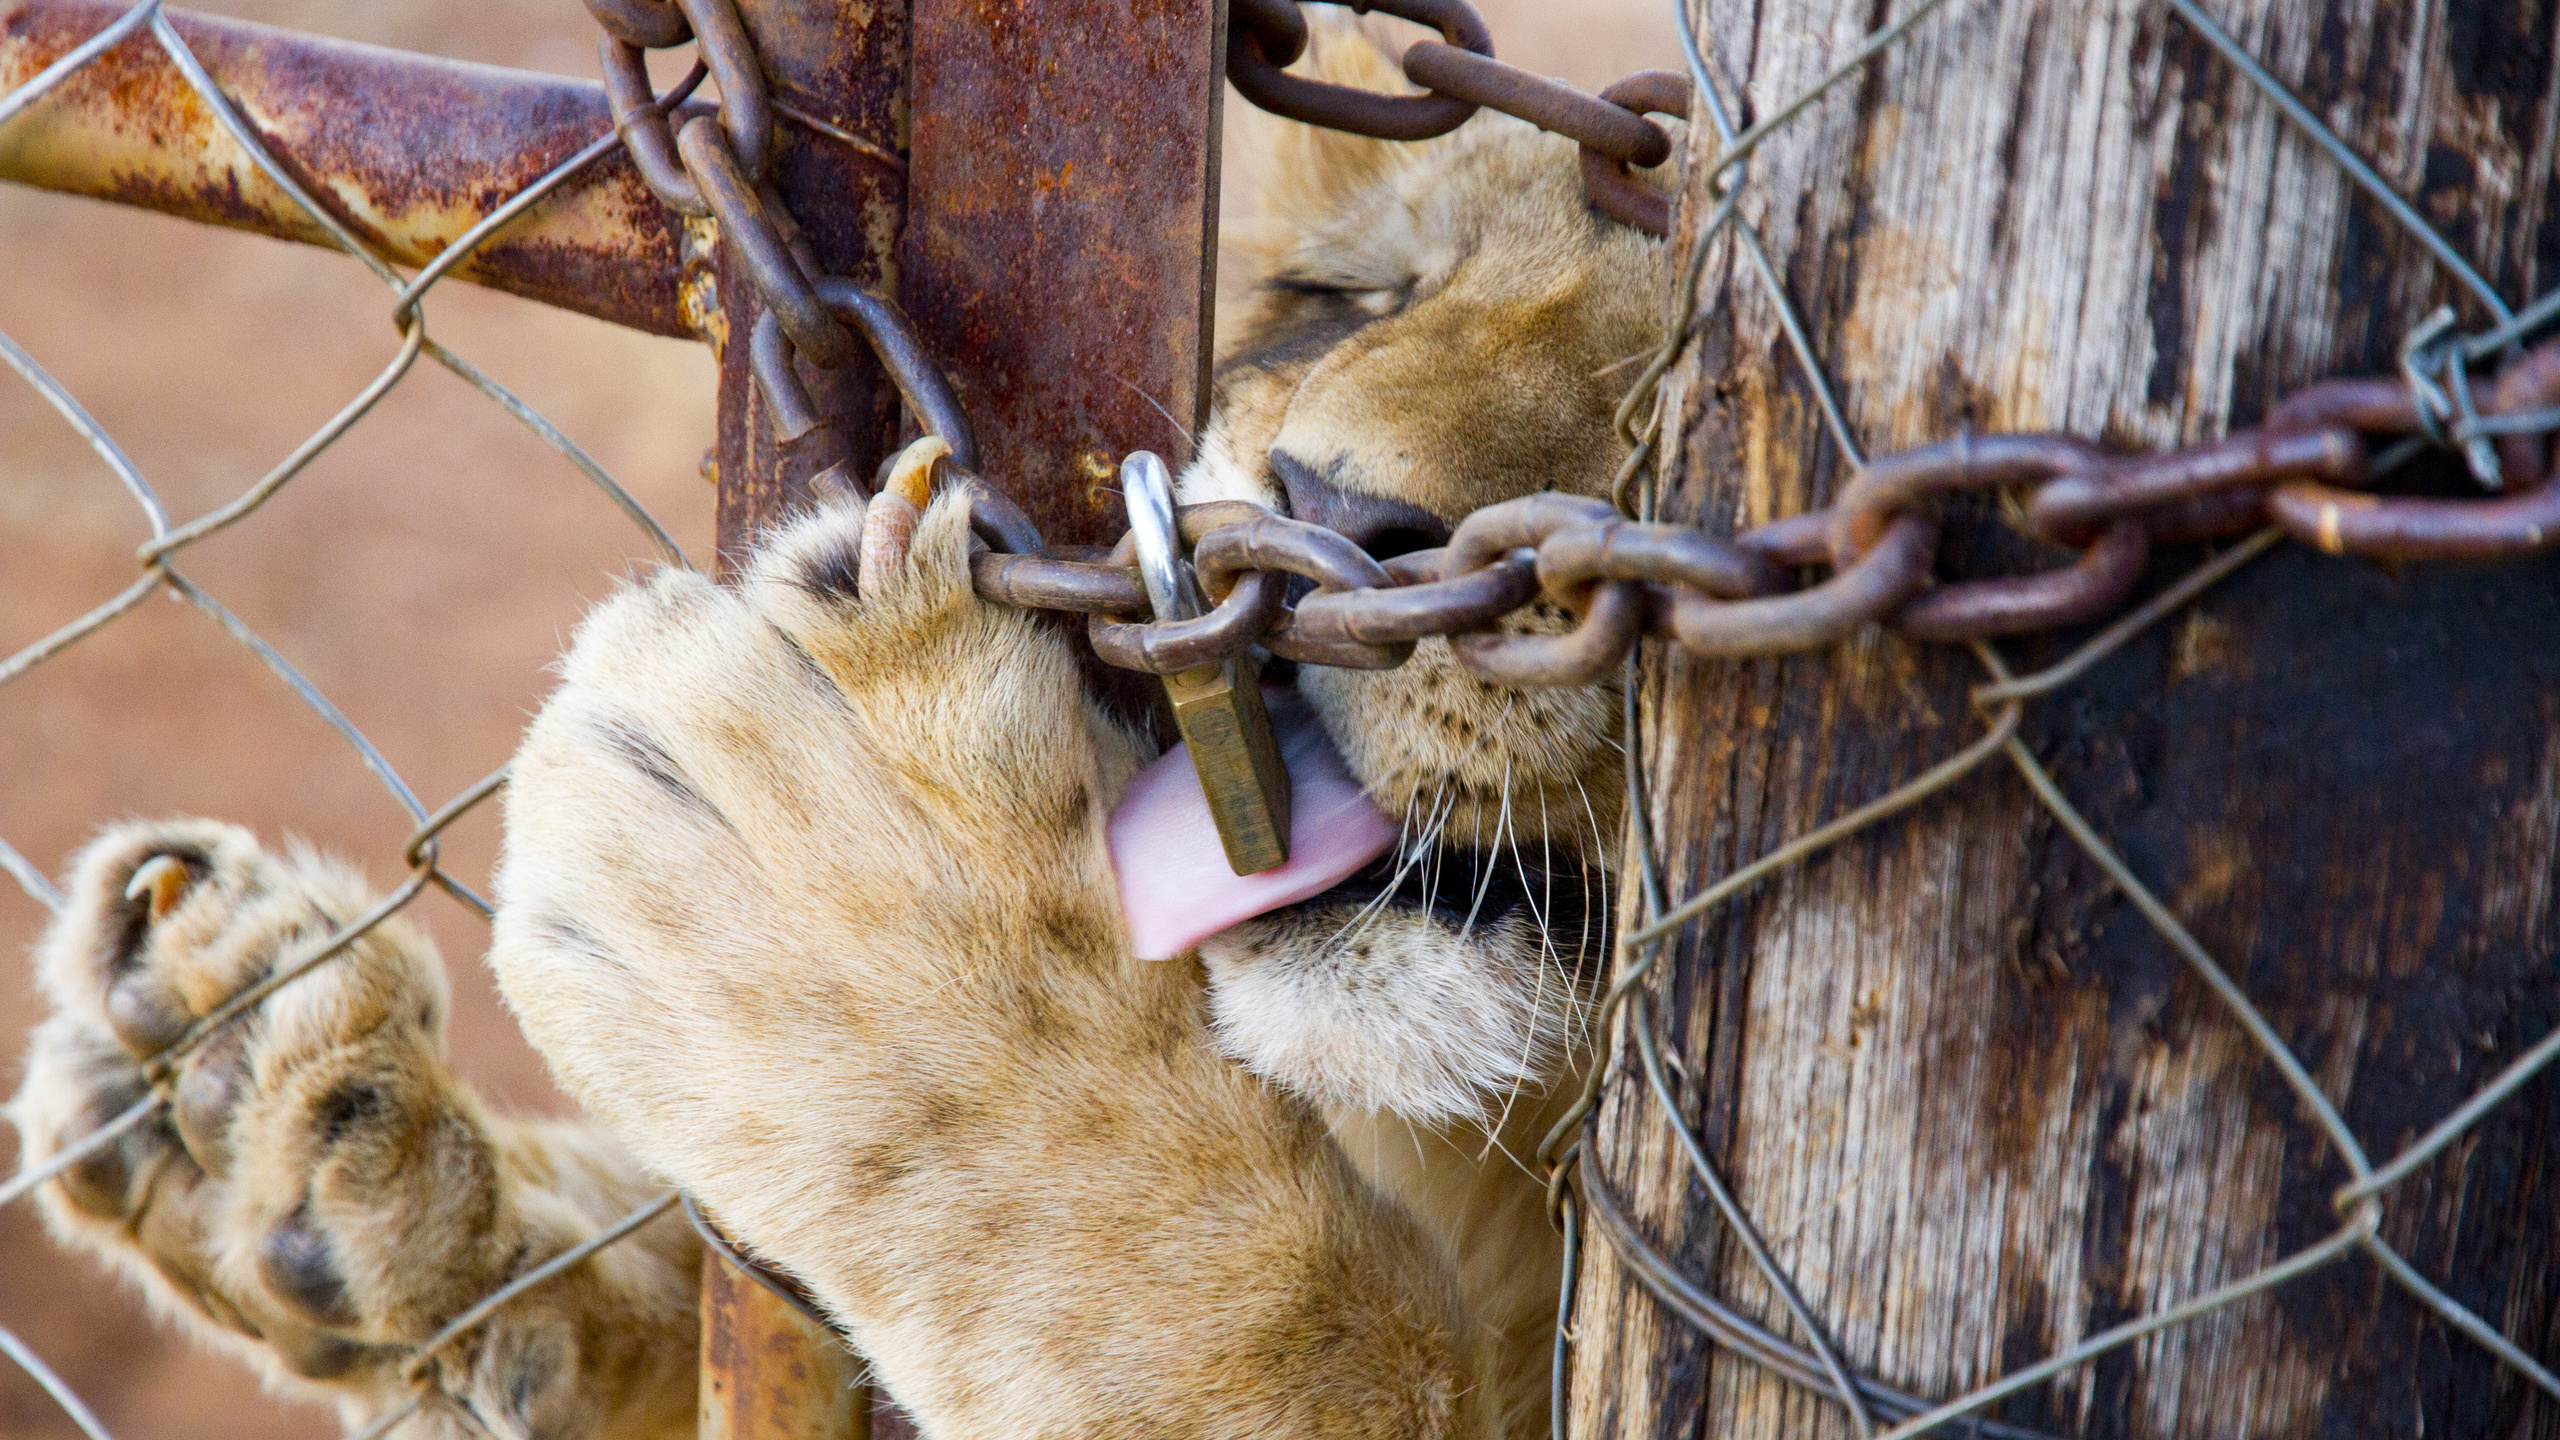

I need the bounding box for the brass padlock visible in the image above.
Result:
[1121,452,1292,874]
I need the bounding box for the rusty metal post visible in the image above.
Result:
[703,1,1227,1433]
[697,0,904,1434]
[700,1249,870,1440]
[903,0,1230,550]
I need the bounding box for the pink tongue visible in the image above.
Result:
[1109,689,1398,960]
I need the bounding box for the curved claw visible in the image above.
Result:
[883,435,948,508]
[124,854,193,923]
[860,436,947,597]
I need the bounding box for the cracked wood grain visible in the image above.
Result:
[1568,1,2560,1436]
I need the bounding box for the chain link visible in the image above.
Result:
[602,0,2560,690]
[1228,0,1493,141]
[1226,0,1688,232]
[964,326,2560,686]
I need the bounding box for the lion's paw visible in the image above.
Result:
[490,488,1474,1438]
[497,489,1136,1057]
[488,486,1148,1352]
[12,821,502,1384]
[729,483,1140,819]
[11,823,698,1438]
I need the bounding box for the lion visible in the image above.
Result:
[9,27,1668,1440]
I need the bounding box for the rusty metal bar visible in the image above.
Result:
[699,1249,871,1440]
[700,0,1226,1429]
[0,0,690,336]
[902,0,1230,550]
[696,0,903,1428]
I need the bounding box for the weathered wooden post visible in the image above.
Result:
[1569,1,2560,1436]
[703,0,1227,1432]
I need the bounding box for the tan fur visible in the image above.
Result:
[10,27,1668,1438]
[10,821,697,1440]
[1176,36,1665,1429]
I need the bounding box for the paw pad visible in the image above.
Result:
[260,1207,360,1328]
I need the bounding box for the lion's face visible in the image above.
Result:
[1174,30,1667,1124]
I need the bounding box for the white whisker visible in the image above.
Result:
[1457,753,1513,942]
[1484,785,1558,1153]
[1110,373,1195,446]
[1570,773,1613,1054]
[1339,788,1437,945]
[1333,782,1452,949]
[1535,785,1560,976]
[1473,1116,1539,1183]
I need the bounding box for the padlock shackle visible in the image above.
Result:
[1121,451,1206,624]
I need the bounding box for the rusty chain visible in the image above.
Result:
[1225,0,1688,233]
[579,0,1711,569]
[586,0,1047,558]
[969,325,2560,690]
[591,0,2560,696]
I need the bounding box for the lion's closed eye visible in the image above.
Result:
[1267,274,1410,318]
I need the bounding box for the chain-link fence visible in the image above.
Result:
[0,4,703,1436]
[2,0,2557,1436]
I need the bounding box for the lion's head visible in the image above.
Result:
[1174,27,1671,1125]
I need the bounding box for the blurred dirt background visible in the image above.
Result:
[0,2,1674,1436]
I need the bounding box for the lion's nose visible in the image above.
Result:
[1269,450,1451,561]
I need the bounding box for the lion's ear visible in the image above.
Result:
[1256,20,1424,224]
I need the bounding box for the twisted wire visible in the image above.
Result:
[0,10,700,1436]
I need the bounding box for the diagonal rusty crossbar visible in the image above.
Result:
[0,0,692,334]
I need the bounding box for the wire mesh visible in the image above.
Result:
[1548,0,2560,1434]
[0,0,2553,1436]
[0,4,693,1435]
